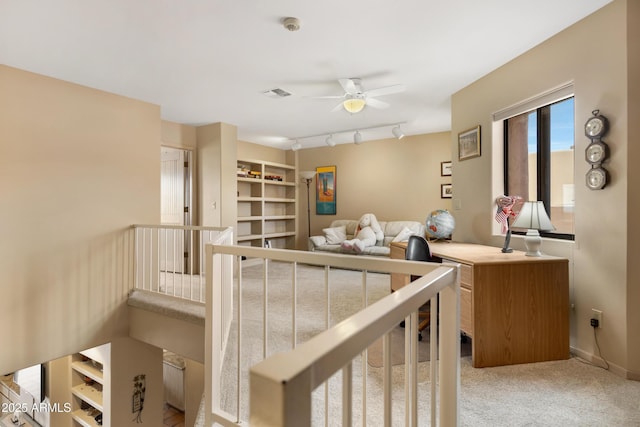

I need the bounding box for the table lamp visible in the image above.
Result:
[511,201,555,257]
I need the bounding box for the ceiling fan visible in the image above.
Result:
[313,78,406,114]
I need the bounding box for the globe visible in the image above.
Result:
[425,209,455,240]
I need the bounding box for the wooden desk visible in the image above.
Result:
[390,241,569,368]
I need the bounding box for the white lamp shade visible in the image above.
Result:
[299,170,315,180]
[511,201,554,256]
[511,201,555,231]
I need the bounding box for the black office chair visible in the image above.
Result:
[405,235,440,340]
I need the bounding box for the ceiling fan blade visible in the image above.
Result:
[338,78,359,95]
[365,97,389,109]
[364,84,406,98]
[331,101,345,112]
[308,95,345,99]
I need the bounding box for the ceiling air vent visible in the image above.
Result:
[262,88,292,98]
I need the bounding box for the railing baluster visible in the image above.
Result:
[292,261,297,349]
[324,265,331,427]
[263,257,268,360]
[173,227,177,297]
[361,270,368,426]
[236,255,243,423]
[430,295,438,426]
[383,332,392,427]
[342,362,353,427]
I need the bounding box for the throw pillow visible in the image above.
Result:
[391,226,415,243]
[310,235,327,247]
[323,225,347,244]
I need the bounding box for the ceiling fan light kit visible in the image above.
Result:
[343,96,366,114]
[313,77,406,114]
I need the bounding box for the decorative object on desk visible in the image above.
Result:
[511,201,555,256]
[440,161,452,176]
[495,195,522,253]
[458,125,481,161]
[425,209,455,240]
[316,165,336,215]
[584,109,610,190]
[299,170,316,237]
[441,183,452,198]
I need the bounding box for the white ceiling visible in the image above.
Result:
[0,0,612,149]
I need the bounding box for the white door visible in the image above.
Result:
[161,147,185,273]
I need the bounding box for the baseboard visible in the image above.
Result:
[570,346,639,380]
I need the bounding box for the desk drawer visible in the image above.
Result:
[459,263,473,288]
[460,286,473,337]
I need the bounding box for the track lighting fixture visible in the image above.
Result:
[325,135,336,147]
[354,130,363,144]
[289,122,406,149]
[392,125,405,140]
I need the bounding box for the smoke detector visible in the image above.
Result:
[282,17,301,32]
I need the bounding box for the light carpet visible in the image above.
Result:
[366,325,472,368]
[216,261,640,426]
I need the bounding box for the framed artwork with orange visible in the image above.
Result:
[316,165,336,215]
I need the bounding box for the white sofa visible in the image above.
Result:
[308,219,425,257]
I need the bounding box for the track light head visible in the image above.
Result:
[291,140,302,151]
[354,130,363,145]
[392,125,405,140]
[326,135,336,147]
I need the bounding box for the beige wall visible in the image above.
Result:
[296,132,452,249]
[626,0,640,376]
[238,139,292,164]
[196,123,237,228]
[161,120,197,150]
[451,0,638,377]
[0,65,160,374]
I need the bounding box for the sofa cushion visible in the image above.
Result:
[322,225,347,244]
[310,235,327,246]
[391,226,416,243]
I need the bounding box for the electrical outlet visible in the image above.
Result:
[591,309,603,328]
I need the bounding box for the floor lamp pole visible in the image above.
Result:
[304,178,312,238]
[300,171,316,239]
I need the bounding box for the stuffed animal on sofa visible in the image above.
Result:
[341,213,384,253]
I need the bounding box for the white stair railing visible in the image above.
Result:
[205,245,460,427]
[132,224,229,302]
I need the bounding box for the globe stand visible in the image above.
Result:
[501,229,513,253]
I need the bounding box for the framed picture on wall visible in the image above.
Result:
[458,125,481,161]
[441,183,453,199]
[441,161,452,176]
[316,165,337,215]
